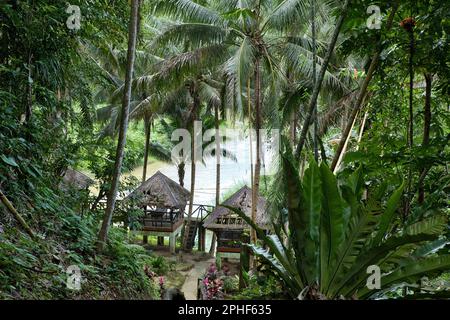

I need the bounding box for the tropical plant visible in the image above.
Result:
[227,146,449,299]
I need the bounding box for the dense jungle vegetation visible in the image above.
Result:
[0,0,449,300]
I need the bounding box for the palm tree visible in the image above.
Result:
[295,0,351,159]
[152,0,362,253]
[87,45,170,207]
[97,0,140,251]
[153,0,322,251]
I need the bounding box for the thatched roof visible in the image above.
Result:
[125,171,190,209]
[61,168,95,190]
[203,186,269,230]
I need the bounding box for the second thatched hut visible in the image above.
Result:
[203,186,269,256]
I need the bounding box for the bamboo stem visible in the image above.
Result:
[356,111,368,150]
[333,112,359,174]
[0,190,36,239]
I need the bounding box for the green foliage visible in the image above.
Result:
[226,149,450,299]
[231,274,285,300]
[222,275,239,294]
[0,208,158,300]
[1,0,449,302]
[150,256,170,275]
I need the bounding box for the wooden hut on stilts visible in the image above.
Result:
[125,171,190,254]
[203,186,269,260]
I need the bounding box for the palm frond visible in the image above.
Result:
[154,0,224,25]
[153,23,227,49]
[263,0,309,32]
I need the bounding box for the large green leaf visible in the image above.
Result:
[358,255,450,299]
[246,243,301,298]
[412,238,449,258]
[300,156,321,283]
[280,147,306,282]
[319,162,346,289]
[335,234,436,298]
[345,164,364,198]
[1,155,19,167]
[404,215,448,236]
[153,23,227,48]
[326,203,379,296]
[372,181,405,246]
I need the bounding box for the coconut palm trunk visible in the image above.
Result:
[183,87,200,251]
[295,0,350,159]
[311,0,319,161]
[183,133,197,251]
[97,0,140,251]
[142,114,152,182]
[210,103,220,255]
[178,162,185,187]
[248,78,254,187]
[251,57,262,248]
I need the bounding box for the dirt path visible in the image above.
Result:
[180,256,215,300]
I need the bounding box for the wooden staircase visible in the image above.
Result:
[184,219,199,250]
[183,205,214,251]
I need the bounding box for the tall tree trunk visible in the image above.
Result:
[183,138,197,251]
[404,20,416,218]
[210,103,220,255]
[25,52,33,123]
[311,0,319,161]
[183,90,200,251]
[407,30,415,149]
[290,111,296,146]
[96,0,140,252]
[251,57,262,250]
[90,188,106,211]
[142,114,152,182]
[295,0,350,159]
[418,73,432,203]
[178,162,185,187]
[248,78,254,187]
[422,74,432,146]
[330,4,398,171]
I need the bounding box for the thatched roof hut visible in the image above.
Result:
[125,171,190,209]
[203,186,269,230]
[61,168,95,190]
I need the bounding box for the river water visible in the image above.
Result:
[130,136,277,206]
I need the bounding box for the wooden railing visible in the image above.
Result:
[188,204,214,222]
[213,216,246,226]
[141,209,183,228]
[217,239,241,249]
